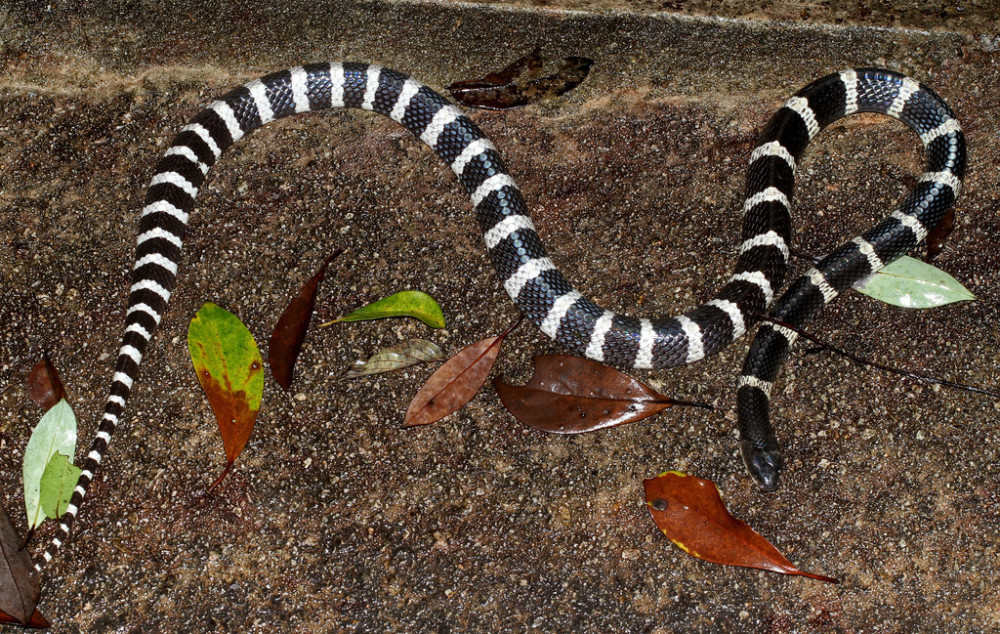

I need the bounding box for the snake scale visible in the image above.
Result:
[33,63,964,571]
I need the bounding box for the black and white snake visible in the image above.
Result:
[33,63,965,571]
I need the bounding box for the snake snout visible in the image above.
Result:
[740,440,783,492]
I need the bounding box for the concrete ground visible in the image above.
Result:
[1,0,998,631]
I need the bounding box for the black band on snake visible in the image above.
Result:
[737,69,965,491]
[34,64,964,571]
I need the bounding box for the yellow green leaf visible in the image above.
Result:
[321,291,445,328]
[188,303,264,484]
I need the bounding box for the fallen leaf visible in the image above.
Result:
[643,471,838,583]
[495,49,544,81]
[0,608,49,628]
[269,249,344,391]
[494,355,710,433]
[854,255,975,308]
[343,339,445,379]
[404,316,522,427]
[0,504,40,625]
[188,303,264,489]
[320,291,445,329]
[448,50,593,110]
[27,355,67,411]
[39,452,82,520]
[22,399,77,529]
[926,207,955,260]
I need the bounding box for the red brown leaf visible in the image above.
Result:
[403,316,522,427]
[269,249,344,391]
[494,355,710,433]
[0,504,40,625]
[27,355,66,411]
[643,471,838,583]
[0,608,49,628]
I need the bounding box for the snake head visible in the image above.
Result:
[740,440,783,492]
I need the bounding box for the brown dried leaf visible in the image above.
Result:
[27,355,66,411]
[0,504,40,625]
[269,249,344,391]
[343,339,444,379]
[0,608,50,628]
[403,317,522,427]
[643,471,838,583]
[494,355,709,433]
[447,52,593,110]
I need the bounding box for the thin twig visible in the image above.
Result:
[764,316,1000,400]
[788,248,821,265]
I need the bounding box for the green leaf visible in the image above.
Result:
[39,452,82,520]
[321,291,446,328]
[855,256,976,308]
[188,303,264,475]
[22,399,77,529]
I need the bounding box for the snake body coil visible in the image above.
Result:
[737,69,965,490]
[34,63,963,570]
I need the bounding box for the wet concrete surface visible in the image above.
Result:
[1,1,999,632]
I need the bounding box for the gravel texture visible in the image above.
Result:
[1,1,999,632]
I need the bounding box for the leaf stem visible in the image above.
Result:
[764,316,1000,400]
[666,398,714,411]
[208,461,234,493]
[497,314,526,341]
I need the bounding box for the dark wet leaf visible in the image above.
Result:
[343,339,444,379]
[643,471,838,583]
[448,50,594,110]
[269,249,343,391]
[27,355,66,411]
[0,607,49,628]
[0,504,40,625]
[926,206,955,259]
[403,317,522,427]
[321,291,445,329]
[494,355,709,433]
[188,303,264,489]
[483,48,544,85]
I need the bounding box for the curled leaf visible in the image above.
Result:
[404,317,522,427]
[40,452,82,520]
[644,471,837,583]
[23,399,77,529]
[321,291,445,329]
[343,339,444,379]
[494,355,710,433]
[855,255,975,308]
[27,355,67,411]
[269,249,344,391]
[188,303,264,489]
[448,50,594,110]
[0,504,40,626]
